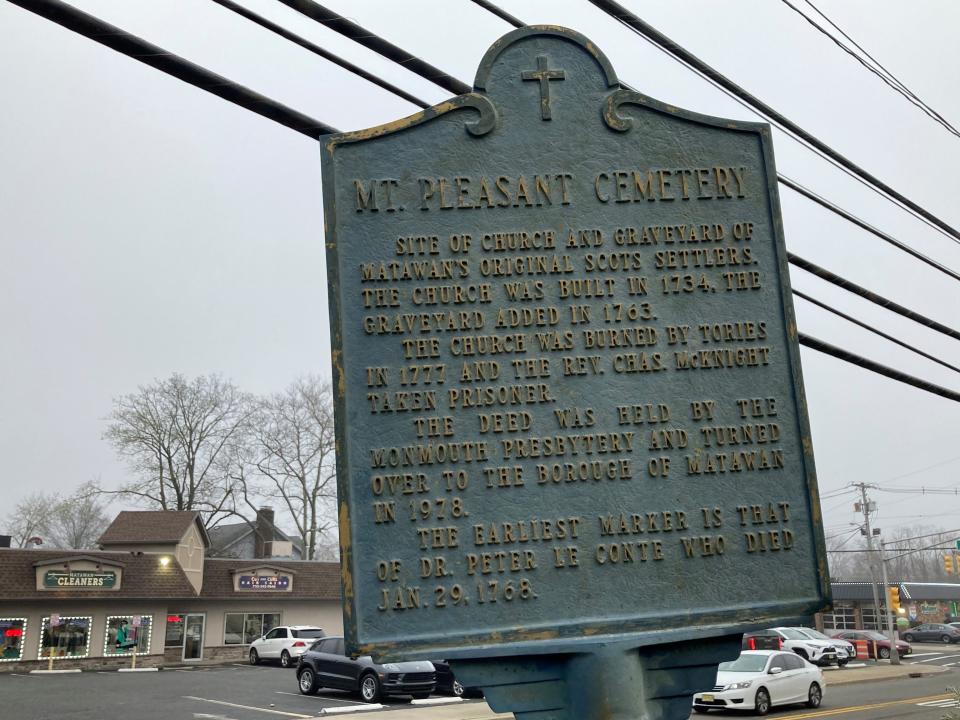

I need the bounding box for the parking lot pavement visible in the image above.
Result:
[0,664,482,720]
[905,642,960,667]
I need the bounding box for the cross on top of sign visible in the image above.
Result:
[521,55,565,120]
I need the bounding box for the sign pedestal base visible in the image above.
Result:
[451,635,741,720]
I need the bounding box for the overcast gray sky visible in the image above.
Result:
[1,0,958,544]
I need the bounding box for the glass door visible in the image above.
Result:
[182,614,205,661]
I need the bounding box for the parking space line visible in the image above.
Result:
[906,652,942,657]
[183,696,313,718]
[275,691,371,706]
[911,653,960,663]
[411,697,463,705]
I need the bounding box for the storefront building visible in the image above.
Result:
[0,511,342,671]
[819,581,960,631]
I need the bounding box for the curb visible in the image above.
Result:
[829,666,949,686]
[29,669,82,675]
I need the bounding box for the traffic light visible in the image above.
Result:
[887,586,901,613]
[946,554,955,575]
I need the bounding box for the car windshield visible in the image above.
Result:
[292,629,324,638]
[861,631,887,641]
[798,628,830,640]
[718,655,769,673]
[777,628,809,640]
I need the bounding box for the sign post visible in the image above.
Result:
[130,616,141,670]
[47,614,60,671]
[322,26,829,719]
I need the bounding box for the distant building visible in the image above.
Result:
[818,581,960,631]
[0,510,340,671]
[207,507,304,560]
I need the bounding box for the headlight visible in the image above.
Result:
[382,663,401,672]
[725,681,753,690]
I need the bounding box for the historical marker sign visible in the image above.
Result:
[322,26,829,662]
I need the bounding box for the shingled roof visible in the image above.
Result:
[199,558,341,600]
[98,511,209,548]
[0,549,197,599]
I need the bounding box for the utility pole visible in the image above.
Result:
[855,483,899,664]
[878,535,900,664]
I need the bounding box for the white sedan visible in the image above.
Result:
[693,650,825,715]
[249,626,325,667]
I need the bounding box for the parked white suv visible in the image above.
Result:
[249,626,325,667]
[795,626,856,665]
[770,627,839,666]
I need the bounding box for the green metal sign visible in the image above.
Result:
[322,25,828,676]
[43,570,116,589]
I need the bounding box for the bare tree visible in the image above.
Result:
[251,377,338,560]
[47,483,110,550]
[3,492,56,547]
[102,373,255,527]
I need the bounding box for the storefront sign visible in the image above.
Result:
[921,602,941,615]
[43,570,116,588]
[238,574,289,590]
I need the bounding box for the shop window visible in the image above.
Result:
[0,618,27,662]
[223,613,281,645]
[822,604,856,630]
[860,605,886,631]
[39,616,92,659]
[104,616,152,656]
[165,614,185,647]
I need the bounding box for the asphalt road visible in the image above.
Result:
[0,663,473,720]
[4,651,960,720]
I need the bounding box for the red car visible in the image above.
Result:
[827,630,912,659]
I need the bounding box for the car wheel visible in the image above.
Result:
[904,634,915,643]
[807,682,822,708]
[943,635,953,644]
[280,650,292,668]
[249,649,259,665]
[452,680,464,697]
[298,668,317,695]
[879,646,890,659]
[794,648,808,661]
[754,688,771,716]
[359,672,382,703]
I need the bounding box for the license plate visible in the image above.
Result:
[702,694,715,702]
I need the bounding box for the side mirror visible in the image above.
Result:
[769,667,783,675]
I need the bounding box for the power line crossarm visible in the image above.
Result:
[6,0,337,138]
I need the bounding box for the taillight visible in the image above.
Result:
[748,637,756,650]
[292,641,306,648]
[777,638,782,649]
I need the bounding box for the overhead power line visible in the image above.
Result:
[274,0,471,96]
[778,175,960,283]
[468,1,960,283]
[583,0,960,246]
[8,0,335,138]
[792,289,960,375]
[781,0,960,139]
[798,333,960,404]
[13,0,960,408]
[788,254,960,342]
[210,0,430,108]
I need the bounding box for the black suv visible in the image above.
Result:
[296,636,436,702]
